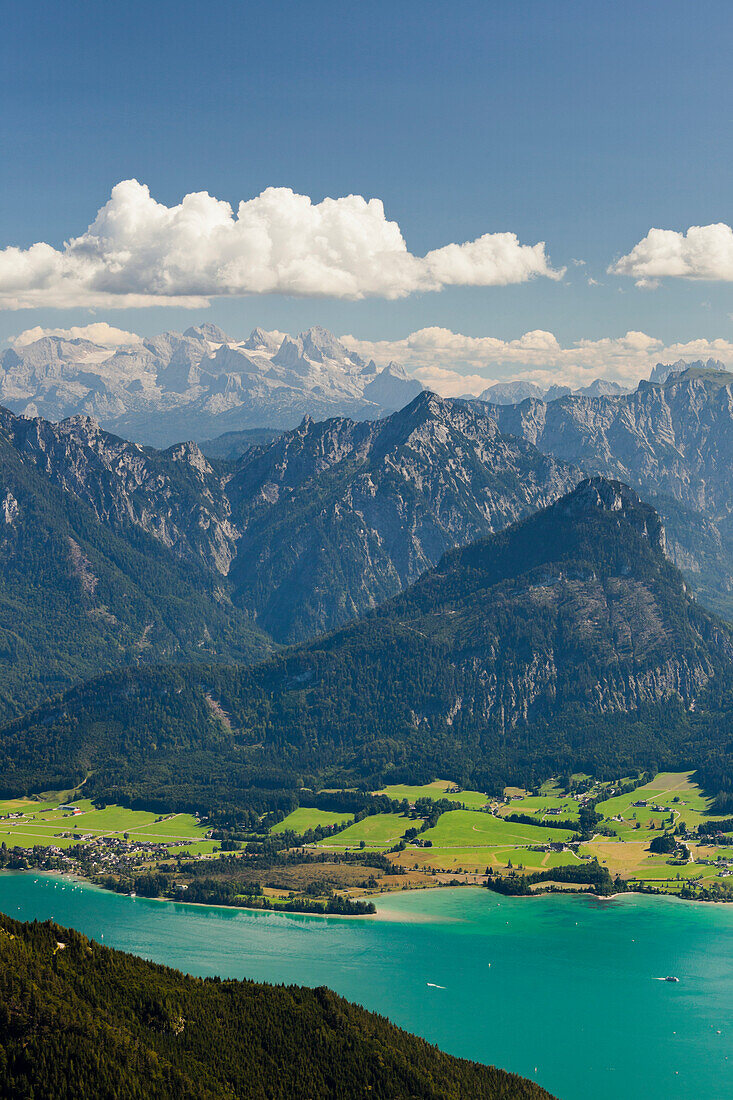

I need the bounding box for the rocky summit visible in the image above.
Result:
[0,394,579,649]
[480,365,733,619]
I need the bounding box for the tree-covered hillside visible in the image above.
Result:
[2,479,731,810]
[0,913,553,1100]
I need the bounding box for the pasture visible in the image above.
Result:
[0,798,216,853]
[315,813,417,849]
[421,809,575,847]
[377,781,489,809]
[271,808,355,835]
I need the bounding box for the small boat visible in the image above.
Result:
[664,975,680,983]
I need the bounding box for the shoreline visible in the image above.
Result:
[3,870,381,921]
[4,869,727,923]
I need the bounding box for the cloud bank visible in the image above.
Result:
[610,222,733,287]
[341,327,733,395]
[10,322,141,348]
[0,180,563,308]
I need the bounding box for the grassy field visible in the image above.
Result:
[3,772,729,900]
[596,771,720,837]
[395,845,583,873]
[271,808,355,835]
[421,809,575,847]
[0,798,216,853]
[376,781,490,810]
[315,813,417,849]
[496,794,579,820]
[313,772,732,893]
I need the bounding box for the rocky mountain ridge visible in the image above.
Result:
[0,422,271,719]
[0,394,579,644]
[226,391,580,639]
[0,324,423,447]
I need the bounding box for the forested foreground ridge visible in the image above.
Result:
[0,913,554,1100]
[2,478,732,811]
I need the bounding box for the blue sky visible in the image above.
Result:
[2,1,732,388]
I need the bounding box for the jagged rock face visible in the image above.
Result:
[0,324,423,447]
[649,357,727,385]
[0,395,579,644]
[0,423,271,720]
[225,392,580,641]
[487,372,733,515]
[0,407,239,576]
[482,370,733,618]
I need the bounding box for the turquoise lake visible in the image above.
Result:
[1,873,731,1099]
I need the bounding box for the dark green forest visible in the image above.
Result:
[0,913,553,1099]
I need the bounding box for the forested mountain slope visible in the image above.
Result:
[3,479,731,810]
[0,914,552,1100]
[0,405,238,575]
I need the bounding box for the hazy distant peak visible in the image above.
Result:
[299,325,354,364]
[543,384,572,402]
[243,327,281,352]
[649,357,728,385]
[383,359,410,379]
[479,380,545,404]
[183,322,231,343]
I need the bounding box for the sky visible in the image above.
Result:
[2,0,733,392]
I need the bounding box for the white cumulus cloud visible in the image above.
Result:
[0,180,564,309]
[610,222,733,286]
[10,322,141,348]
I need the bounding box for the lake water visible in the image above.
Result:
[1,873,731,1099]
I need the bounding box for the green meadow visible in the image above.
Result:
[315,813,417,849]
[2,772,729,900]
[377,781,489,810]
[271,808,355,834]
[0,798,217,854]
[496,793,579,820]
[596,771,724,839]
[421,808,575,847]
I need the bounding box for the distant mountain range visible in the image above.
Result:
[478,377,630,404]
[3,479,730,807]
[2,356,732,683]
[0,323,423,447]
[476,358,729,404]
